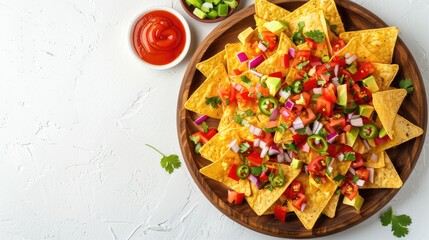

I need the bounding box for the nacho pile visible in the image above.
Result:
[185,0,423,230]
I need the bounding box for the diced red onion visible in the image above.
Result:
[277,153,285,163]
[268,145,280,155]
[249,125,262,136]
[269,108,279,121]
[334,64,339,77]
[362,139,370,150]
[258,42,268,52]
[304,165,308,174]
[314,138,320,145]
[292,116,304,130]
[345,54,357,65]
[194,115,208,125]
[356,179,366,187]
[313,87,322,95]
[368,167,374,183]
[328,158,335,168]
[288,48,296,58]
[259,140,266,149]
[305,126,312,135]
[331,77,340,87]
[249,55,264,69]
[310,60,322,67]
[337,152,344,161]
[253,138,260,147]
[228,139,239,153]
[370,153,378,162]
[281,109,290,118]
[260,146,269,158]
[348,167,356,175]
[289,127,297,134]
[350,117,363,127]
[248,174,261,189]
[249,69,263,78]
[300,142,310,153]
[284,152,292,163]
[236,52,248,63]
[312,120,323,134]
[345,52,351,59]
[300,202,307,212]
[326,132,339,144]
[285,99,295,110]
[232,82,244,92]
[279,89,291,100]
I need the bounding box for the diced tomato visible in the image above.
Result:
[191,131,209,144]
[292,193,307,210]
[281,53,290,68]
[218,85,236,105]
[303,77,318,92]
[316,96,333,117]
[259,171,269,181]
[293,50,311,67]
[374,135,390,145]
[261,31,278,51]
[351,152,364,168]
[353,61,376,81]
[342,124,352,132]
[265,120,279,129]
[274,205,288,222]
[327,144,338,157]
[341,179,359,200]
[308,156,326,174]
[247,151,263,166]
[322,83,337,103]
[292,134,307,145]
[305,37,318,49]
[253,85,270,98]
[236,91,252,107]
[205,128,218,140]
[332,55,346,67]
[232,69,242,76]
[316,62,336,82]
[269,71,284,79]
[300,108,316,126]
[227,190,245,204]
[261,132,274,147]
[284,180,305,199]
[331,38,347,55]
[228,164,240,181]
[356,167,370,181]
[329,116,346,129]
[351,84,372,104]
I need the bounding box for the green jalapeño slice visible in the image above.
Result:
[259,97,278,116]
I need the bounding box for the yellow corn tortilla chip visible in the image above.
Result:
[277,32,297,55]
[230,70,260,89]
[199,126,254,162]
[255,0,291,21]
[263,199,294,215]
[287,173,337,230]
[331,37,382,63]
[319,0,345,35]
[199,152,251,196]
[373,63,399,91]
[369,114,423,154]
[364,151,385,168]
[185,64,230,119]
[245,164,301,216]
[287,10,331,58]
[218,104,238,132]
[196,50,226,77]
[360,153,402,189]
[284,0,319,23]
[328,159,351,183]
[254,15,268,30]
[372,89,407,139]
[274,128,294,144]
[339,27,398,64]
[322,193,340,218]
[225,43,245,74]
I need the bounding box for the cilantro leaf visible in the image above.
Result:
[296,60,309,70]
[239,142,250,153]
[244,109,255,116]
[201,121,209,133]
[205,96,222,108]
[333,174,346,182]
[291,21,306,45]
[380,206,412,238]
[343,152,356,161]
[241,75,251,85]
[398,79,414,94]
[304,30,325,43]
[189,135,200,144]
[146,144,181,174]
[352,174,359,183]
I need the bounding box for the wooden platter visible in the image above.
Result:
[177,0,427,237]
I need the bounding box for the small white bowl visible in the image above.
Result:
[129,6,191,70]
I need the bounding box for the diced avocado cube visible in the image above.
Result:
[358,104,374,118]
[343,194,364,210]
[238,27,254,44]
[336,84,347,107]
[347,63,357,74]
[193,8,207,19]
[188,0,203,8]
[207,9,218,19]
[346,127,359,147]
[379,126,388,138]
[362,75,379,93]
[263,20,288,35]
[224,0,238,9]
[217,3,229,17]
[265,77,281,96]
[291,158,303,169]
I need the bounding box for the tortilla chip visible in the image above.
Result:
[185,64,230,119]
[254,15,268,30]
[277,32,297,55]
[331,37,382,63]
[245,164,301,215]
[199,126,254,162]
[218,104,238,132]
[225,43,245,74]
[322,193,340,218]
[360,153,402,188]
[372,63,399,91]
[196,50,226,77]
[319,0,345,35]
[328,158,351,183]
[230,70,260,89]
[287,173,337,230]
[287,10,331,58]
[372,89,407,139]
[369,114,423,154]
[364,151,385,168]
[256,53,290,77]
[199,153,251,196]
[339,27,398,64]
[263,199,294,215]
[274,128,294,144]
[255,0,291,21]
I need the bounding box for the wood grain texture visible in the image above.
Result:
[180,0,241,23]
[176,0,427,237]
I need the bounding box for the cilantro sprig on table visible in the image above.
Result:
[398,79,414,94]
[146,144,181,174]
[380,206,412,238]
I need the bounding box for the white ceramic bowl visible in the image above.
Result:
[129,6,191,70]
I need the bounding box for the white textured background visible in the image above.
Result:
[0,0,428,239]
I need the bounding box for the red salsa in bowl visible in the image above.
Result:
[130,7,191,69]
